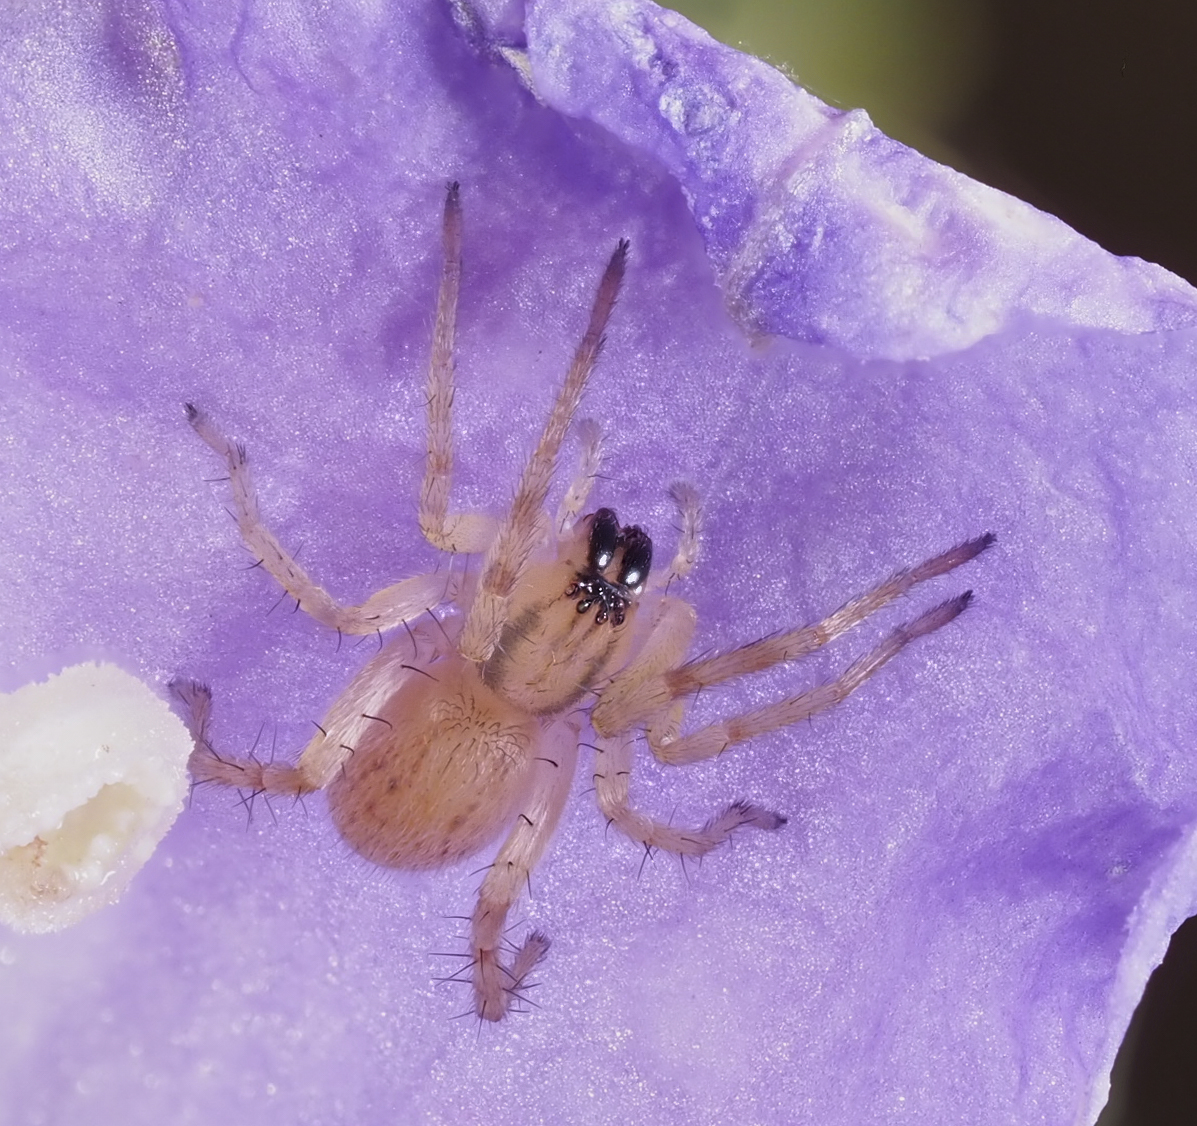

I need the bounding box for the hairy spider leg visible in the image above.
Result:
[586,591,783,857]
[419,181,499,556]
[591,731,784,858]
[470,724,579,1021]
[649,590,977,764]
[595,594,697,748]
[185,405,450,635]
[458,239,629,663]
[174,621,455,795]
[591,533,996,761]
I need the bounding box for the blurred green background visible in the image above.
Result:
[669,2,1197,1124]
[673,0,1197,285]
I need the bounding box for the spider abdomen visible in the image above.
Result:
[327,659,536,870]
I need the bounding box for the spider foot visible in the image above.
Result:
[707,799,787,837]
[169,678,309,796]
[473,930,551,1021]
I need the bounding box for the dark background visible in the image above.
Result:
[956,0,1197,287]
[676,0,1197,284]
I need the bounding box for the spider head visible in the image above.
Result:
[565,508,653,626]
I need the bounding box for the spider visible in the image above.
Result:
[173,184,993,1022]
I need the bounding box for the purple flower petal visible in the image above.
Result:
[522,1,1197,359]
[2,1,1195,1123]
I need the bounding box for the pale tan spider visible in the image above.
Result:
[173,184,993,1022]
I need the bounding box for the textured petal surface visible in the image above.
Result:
[2,1,1197,1123]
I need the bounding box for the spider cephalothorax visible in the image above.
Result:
[175,183,993,1023]
[566,508,653,626]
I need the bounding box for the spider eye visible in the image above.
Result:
[618,526,652,593]
[588,508,621,572]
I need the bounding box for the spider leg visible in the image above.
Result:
[185,404,450,635]
[171,679,317,796]
[418,182,499,556]
[459,239,629,663]
[592,593,696,743]
[654,590,975,765]
[592,733,783,856]
[593,534,994,738]
[471,724,579,1021]
[555,418,604,534]
[174,621,454,795]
